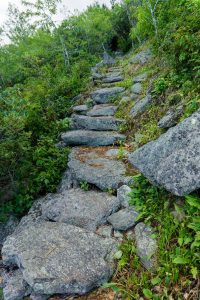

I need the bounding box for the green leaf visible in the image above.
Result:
[114,250,123,259]
[151,277,161,285]
[185,195,200,209]
[173,257,190,264]
[191,266,198,279]
[143,288,153,298]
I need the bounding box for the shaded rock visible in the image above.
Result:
[91,87,125,104]
[72,94,83,102]
[158,106,183,129]
[96,225,113,238]
[73,105,89,115]
[3,269,31,300]
[107,207,139,231]
[0,216,18,247]
[61,130,126,146]
[102,73,124,84]
[133,73,148,83]
[130,93,140,101]
[130,49,152,65]
[68,147,133,191]
[117,185,131,208]
[2,222,117,296]
[134,222,157,271]
[42,188,120,231]
[57,169,79,192]
[92,72,103,80]
[131,83,143,95]
[71,114,124,131]
[55,141,66,149]
[129,109,200,196]
[87,104,117,117]
[130,94,152,117]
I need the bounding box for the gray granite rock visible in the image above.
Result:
[2,222,117,296]
[61,130,126,146]
[129,109,200,196]
[158,106,183,129]
[57,169,79,192]
[102,52,116,65]
[130,93,140,101]
[72,105,89,115]
[42,188,120,231]
[131,83,143,95]
[134,222,157,271]
[0,216,18,247]
[119,96,130,105]
[68,147,133,191]
[133,73,148,83]
[107,208,139,231]
[130,49,152,65]
[91,87,125,104]
[130,94,152,117]
[71,114,124,131]
[87,104,117,117]
[117,185,132,208]
[102,73,124,84]
[3,269,31,300]
[96,225,113,238]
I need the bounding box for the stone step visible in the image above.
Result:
[72,104,89,115]
[68,146,133,191]
[71,114,124,131]
[87,104,117,117]
[102,75,124,84]
[2,222,117,297]
[61,130,126,146]
[91,87,125,104]
[42,188,120,231]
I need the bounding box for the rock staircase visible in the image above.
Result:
[1,57,157,300]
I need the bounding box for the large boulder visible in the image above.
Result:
[87,104,117,117]
[68,147,133,191]
[61,130,126,146]
[42,188,120,231]
[129,109,200,196]
[2,222,117,296]
[71,114,124,131]
[91,87,125,104]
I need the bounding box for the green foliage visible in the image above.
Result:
[108,175,200,299]
[80,181,90,191]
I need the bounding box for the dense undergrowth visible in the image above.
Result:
[105,175,200,299]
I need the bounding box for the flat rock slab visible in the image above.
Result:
[68,147,133,191]
[129,109,200,196]
[72,105,89,115]
[61,130,126,146]
[130,94,152,117]
[2,222,117,296]
[158,106,183,129]
[42,188,120,231]
[87,104,118,117]
[71,114,124,131]
[102,75,124,84]
[91,87,125,104]
[134,222,157,271]
[107,208,139,231]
